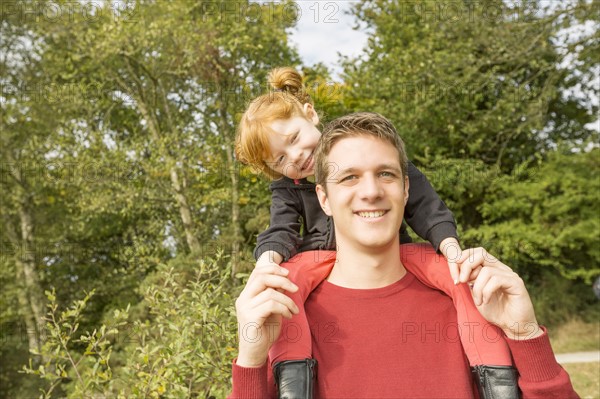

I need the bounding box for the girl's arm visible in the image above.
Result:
[404,161,458,251]
[404,161,461,281]
[256,250,284,267]
[254,186,303,262]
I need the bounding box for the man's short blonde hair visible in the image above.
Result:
[314,112,408,189]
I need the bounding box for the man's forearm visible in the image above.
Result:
[506,328,579,398]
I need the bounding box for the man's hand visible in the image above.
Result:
[235,264,299,367]
[439,237,462,285]
[457,248,543,341]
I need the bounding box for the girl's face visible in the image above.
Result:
[265,104,321,180]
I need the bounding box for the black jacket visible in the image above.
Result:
[254,161,458,261]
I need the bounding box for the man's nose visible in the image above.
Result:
[359,175,383,200]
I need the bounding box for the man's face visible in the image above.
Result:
[316,135,409,252]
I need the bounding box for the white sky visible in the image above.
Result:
[288,1,368,77]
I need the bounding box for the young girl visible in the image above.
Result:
[235,67,515,398]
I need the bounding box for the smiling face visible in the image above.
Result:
[316,135,409,252]
[265,104,321,180]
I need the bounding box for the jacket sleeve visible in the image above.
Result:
[254,186,303,262]
[506,328,579,399]
[404,161,458,252]
[228,360,276,398]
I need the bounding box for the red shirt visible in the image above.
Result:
[306,273,474,398]
[230,260,578,398]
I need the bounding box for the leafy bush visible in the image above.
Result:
[25,252,242,398]
[468,149,600,283]
[528,269,600,328]
[23,288,127,398]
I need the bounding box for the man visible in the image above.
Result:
[230,112,577,398]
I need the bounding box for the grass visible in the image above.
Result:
[549,319,600,399]
[562,362,600,399]
[549,318,600,354]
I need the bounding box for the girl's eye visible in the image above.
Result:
[277,156,285,166]
[291,133,299,143]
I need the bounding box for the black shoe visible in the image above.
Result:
[471,365,519,399]
[273,358,317,399]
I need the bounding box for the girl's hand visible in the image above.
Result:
[256,250,284,269]
[439,237,462,284]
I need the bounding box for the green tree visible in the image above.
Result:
[1,8,67,369]
[26,0,300,267]
[340,0,599,299]
[467,149,600,283]
[2,0,301,396]
[342,0,598,167]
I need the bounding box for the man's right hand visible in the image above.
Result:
[235,264,299,367]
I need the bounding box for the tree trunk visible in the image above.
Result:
[121,71,202,255]
[14,257,43,357]
[5,158,47,359]
[169,167,201,253]
[5,203,46,360]
[18,202,46,338]
[220,105,242,278]
[226,145,241,278]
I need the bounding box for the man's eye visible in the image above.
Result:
[380,171,396,178]
[339,175,356,182]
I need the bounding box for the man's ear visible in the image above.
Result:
[403,175,409,205]
[303,103,320,125]
[316,184,332,216]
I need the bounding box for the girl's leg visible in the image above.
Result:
[401,244,512,366]
[268,250,336,367]
[452,283,513,366]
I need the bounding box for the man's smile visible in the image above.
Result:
[355,210,389,219]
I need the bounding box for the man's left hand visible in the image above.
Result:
[457,247,543,340]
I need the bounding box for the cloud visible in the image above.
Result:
[289,1,368,76]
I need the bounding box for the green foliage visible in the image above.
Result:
[466,149,600,283]
[2,0,295,395]
[301,63,348,122]
[342,0,598,169]
[112,253,238,398]
[23,253,240,398]
[2,0,598,396]
[528,270,600,327]
[342,0,600,315]
[22,289,127,398]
